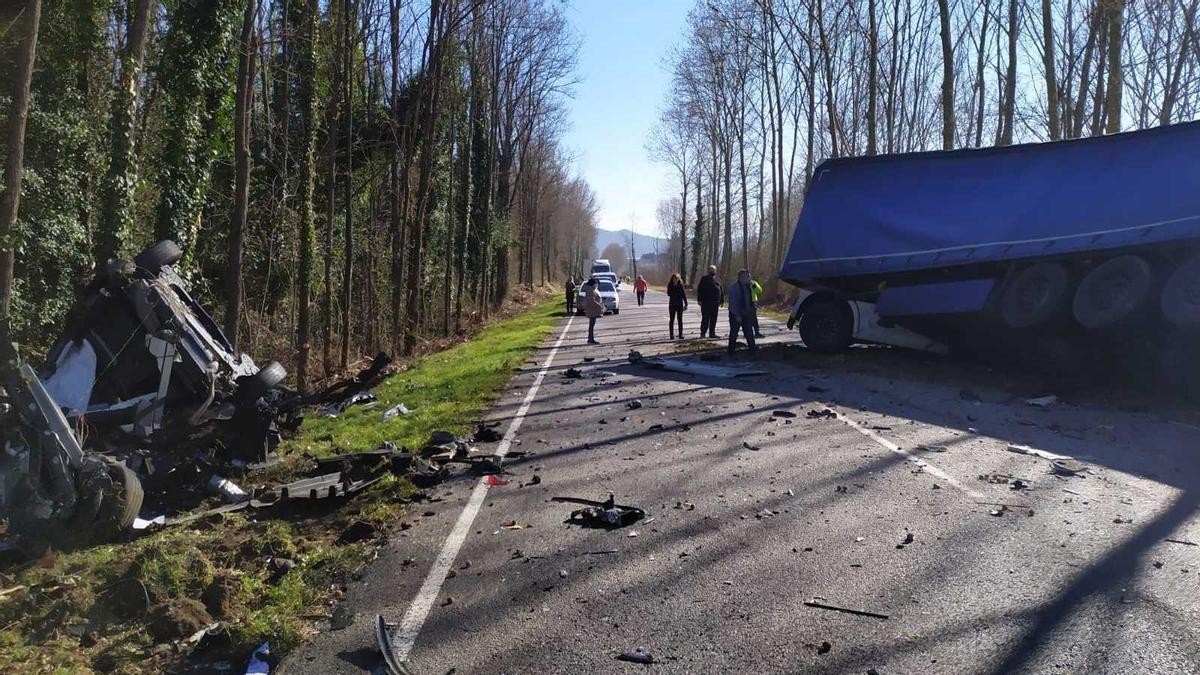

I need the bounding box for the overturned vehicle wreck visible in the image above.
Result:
[41,240,290,463]
[1,241,410,546]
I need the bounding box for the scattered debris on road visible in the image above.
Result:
[772,409,797,418]
[807,408,838,419]
[553,495,645,529]
[1165,538,1198,547]
[616,649,655,664]
[473,422,504,442]
[628,350,767,377]
[1050,458,1088,477]
[1024,395,1058,407]
[804,600,889,620]
[375,615,412,675]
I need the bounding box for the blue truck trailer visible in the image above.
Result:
[779,121,1200,369]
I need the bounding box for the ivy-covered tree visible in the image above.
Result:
[153,0,241,269]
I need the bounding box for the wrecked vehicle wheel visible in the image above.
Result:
[65,460,143,544]
[100,461,144,536]
[799,298,853,354]
[133,239,184,274]
[239,361,287,402]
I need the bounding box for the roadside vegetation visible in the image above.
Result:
[0,298,561,674]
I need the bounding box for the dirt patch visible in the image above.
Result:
[147,598,213,641]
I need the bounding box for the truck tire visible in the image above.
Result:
[1160,254,1200,327]
[798,298,853,354]
[999,262,1069,328]
[1072,255,1152,328]
[134,240,183,274]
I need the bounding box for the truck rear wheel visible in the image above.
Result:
[1160,254,1200,327]
[1072,255,1152,328]
[999,262,1069,328]
[798,298,853,354]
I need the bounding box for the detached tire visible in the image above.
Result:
[1161,254,1200,327]
[1072,255,1152,328]
[999,262,1069,328]
[798,298,853,354]
[134,240,184,274]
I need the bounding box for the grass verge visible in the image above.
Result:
[0,299,563,674]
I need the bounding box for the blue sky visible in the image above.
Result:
[562,1,692,237]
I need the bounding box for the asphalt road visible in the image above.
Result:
[282,287,1200,675]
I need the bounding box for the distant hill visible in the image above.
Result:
[593,228,670,260]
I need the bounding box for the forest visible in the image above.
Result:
[649,0,1200,295]
[0,0,597,389]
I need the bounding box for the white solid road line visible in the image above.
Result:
[389,314,576,661]
[834,407,984,500]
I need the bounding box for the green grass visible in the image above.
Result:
[0,299,564,673]
[287,299,563,456]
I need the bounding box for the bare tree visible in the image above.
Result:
[0,0,42,314]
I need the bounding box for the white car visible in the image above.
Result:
[577,280,620,315]
[595,272,619,288]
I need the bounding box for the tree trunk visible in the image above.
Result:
[1103,0,1125,134]
[294,0,319,390]
[938,0,955,149]
[1042,0,1062,140]
[0,0,42,315]
[225,0,257,349]
[975,1,990,146]
[1000,0,1018,145]
[96,0,154,263]
[867,0,879,156]
[340,0,354,369]
[404,0,448,355]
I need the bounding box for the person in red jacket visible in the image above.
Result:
[634,275,648,306]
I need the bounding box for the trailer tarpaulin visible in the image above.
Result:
[779,122,1200,283]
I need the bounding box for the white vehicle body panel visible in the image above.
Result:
[789,289,948,353]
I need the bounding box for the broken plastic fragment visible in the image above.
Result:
[133,515,166,530]
[380,403,411,421]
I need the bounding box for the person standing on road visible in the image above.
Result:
[726,269,758,355]
[634,275,648,306]
[749,277,765,338]
[565,277,577,315]
[666,273,688,339]
[696,265,723,339]
[583,277,603,344]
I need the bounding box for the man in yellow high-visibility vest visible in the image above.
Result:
[749,277,765,339]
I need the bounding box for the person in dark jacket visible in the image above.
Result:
[726,268,758,355]
[696,265,723,338]
[565,277,577,315]
[666,273,688,339]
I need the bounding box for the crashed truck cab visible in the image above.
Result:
[40,240,288,461]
